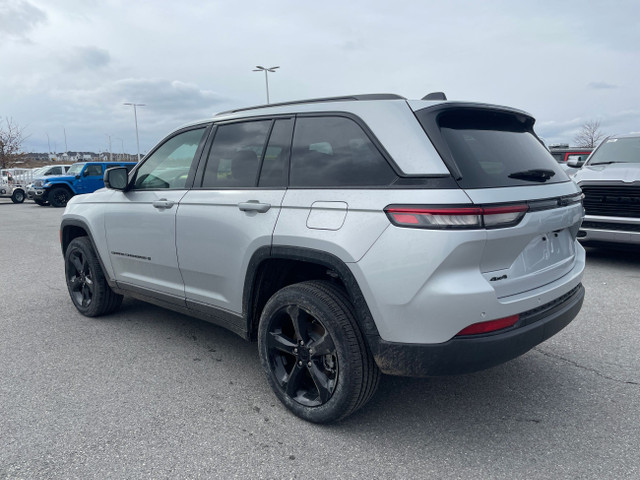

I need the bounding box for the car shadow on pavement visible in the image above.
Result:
[95,298,608,441]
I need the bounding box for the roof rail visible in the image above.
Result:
[216,93,406,116]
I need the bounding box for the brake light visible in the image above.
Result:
[455,314,519,336]
[385,204,528,229]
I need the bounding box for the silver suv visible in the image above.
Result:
[60,93,586,423]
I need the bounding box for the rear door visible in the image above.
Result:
[104,126,209,301]
[176,118,292,315]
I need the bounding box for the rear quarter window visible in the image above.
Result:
[289,116,396,187]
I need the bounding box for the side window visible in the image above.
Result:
[133,128,206,190]
[258,118,293,187]
[201,120,271,188]
[290,116,396,187]
[84,164,104,176]
[51,167,62,175]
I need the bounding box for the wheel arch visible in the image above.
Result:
[48,182,76,196]
[243,246,380,342]
[60,218,116,287]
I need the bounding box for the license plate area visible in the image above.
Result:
[483,229,576,298]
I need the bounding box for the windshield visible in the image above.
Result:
[67,164,85,176]
[32,167,47,176]
[588,137,640,165]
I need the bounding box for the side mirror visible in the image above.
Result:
[567,156,585,168]
[104,167,129,190]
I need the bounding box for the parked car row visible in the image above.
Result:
[1,161,137,207]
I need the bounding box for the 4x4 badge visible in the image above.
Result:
[490,274,508,282]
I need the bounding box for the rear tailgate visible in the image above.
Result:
[465,184,583,298]
[413,103,584,299]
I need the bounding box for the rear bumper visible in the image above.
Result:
[368,284,584,377]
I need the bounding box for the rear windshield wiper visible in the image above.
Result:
[508,169,556,182]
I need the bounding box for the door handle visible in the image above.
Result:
[238,200,271,213]
[153,199,175,210]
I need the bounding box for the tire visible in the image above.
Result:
[64,237,123,317]
[34,199,48,206]
[11,189,25,203]
[49,187,72,208]
[258,280,380,423]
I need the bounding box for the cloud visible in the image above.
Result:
[41,78,235,152]
[60,46,111,69]
[588,82,618,90]
[109,79,226,113]
[537,109,640,146]
[0,0,47,41]
[55,78,230,113]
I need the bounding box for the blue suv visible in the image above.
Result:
[33,161,136,207]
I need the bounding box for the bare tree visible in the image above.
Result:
[0,117,29,169]
[574,120,606,148]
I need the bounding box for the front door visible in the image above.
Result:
[104,126,209,302]
[75,163,104,194]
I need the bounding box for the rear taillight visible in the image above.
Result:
[385,204,528,229]
[455,314,519,336]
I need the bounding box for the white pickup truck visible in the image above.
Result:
[0,168,31,203]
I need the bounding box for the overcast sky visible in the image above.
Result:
[1,0,639,154]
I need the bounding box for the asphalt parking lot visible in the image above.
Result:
[1,199,639,479]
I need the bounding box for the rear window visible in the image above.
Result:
[416,108,567,188]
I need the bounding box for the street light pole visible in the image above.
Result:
[123,102,145,162]
[105,134,112,161]
[252,66,279,104]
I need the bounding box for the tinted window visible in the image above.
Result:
[259,119,293,187]
[202,121,271,187]
[133,128,206,190]
[290,116,396,187]
[84,164,103,176]
[416,108,567,188]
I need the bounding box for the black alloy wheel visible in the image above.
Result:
[64,237,123,317]
[67,247,95,310]
[258,281,380,423]
[50,187,71,207]
[266,303,339,407]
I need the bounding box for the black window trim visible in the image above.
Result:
[189,112,458,191]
